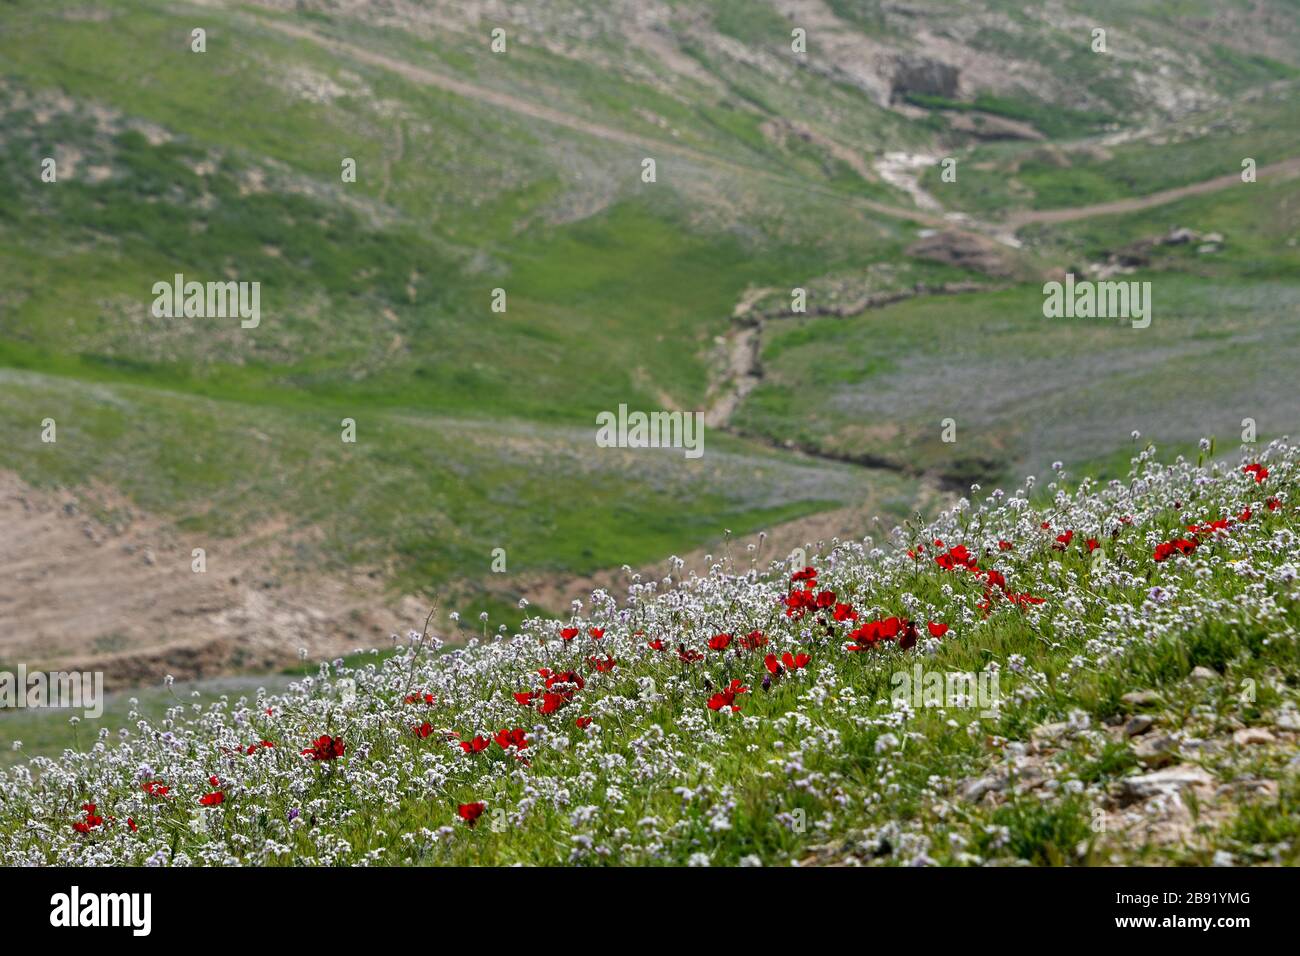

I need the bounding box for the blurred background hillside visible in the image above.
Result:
[1,0,1297,694]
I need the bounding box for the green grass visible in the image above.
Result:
[2,0,1298,652]
[924,90,1300,217]
[5,448,1296,865]
[733,171,1300,485]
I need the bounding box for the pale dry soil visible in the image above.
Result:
[0,471,426,688]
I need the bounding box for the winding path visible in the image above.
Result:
[257,16,1299,235]
[1000,157,1300,228]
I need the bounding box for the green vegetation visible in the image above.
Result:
[1,0,1297,642]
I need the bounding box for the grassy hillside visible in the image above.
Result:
[0,0,937,628]
[2,441,1296,865]
[2,0,1298,653]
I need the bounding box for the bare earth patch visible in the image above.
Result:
[0,471,425,689]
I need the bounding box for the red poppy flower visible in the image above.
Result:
[1153,537,1198,562]
[127,818,138,833]
[539,692,567,714]
[301,735,345,761]
[739,630,768,650]
[998,540,1013,551]
[142,781,170,797]
[647,638,665,651]
[927,621,949,638]
[589,628,605,640]
[413,722,434,739]
[708,633,732,651]
[764,653,781,675]
[935,544,978,572]
[244,740,275,755]
[199,791,224,807]
[575,716,593,729]
[677,643,704,664]
[458,802,486,826]
[513,690,538,706]
[783,588,816,618]
[72,803,105,834]
[1086,538,1100,552]
[459,735,490,754]
[815,590,836,609]
[832,603,857,622]
[560,627,579,642]
[588,655,616,673]
[1244,463,1268,483]
[544,669,585,692]
[494,728,528,751]
[1267,497,1280,512]
[404,691,436,705]
[791,566,818,584]
[706,679,749,713]
[781,651,811,670]
[1053,530,1074,550]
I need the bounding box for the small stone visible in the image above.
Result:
[1118,764,1214,804]
[1123,715,1154,737]
[1275,710,1300,732]
[1233,728,1276,746]
[1122,690,1162,708]
[1031,721,1070,746]
[959,775,1005,802]
[1189,666,1218,683]
[1133,734,1179,767]
[1011,767,1046,794]
[1180,737,1223,758]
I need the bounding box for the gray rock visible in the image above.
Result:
[1031,721,1071,747]
[890,54,959,101]
[1275,709,1300,732]
[1123,715,1154,737]
[1122,690,1162,708]
[959,774,1006,802]
[1189,666,1218,683]
[1011,767,1046,794]
[1118,764,1215,804]
[1134,734,1179,767]
[1232,727,1276,746]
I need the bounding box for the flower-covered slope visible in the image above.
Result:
[3,441,1299,866]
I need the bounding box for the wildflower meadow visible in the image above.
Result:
[4,441,1297,868]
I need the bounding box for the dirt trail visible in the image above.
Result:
[258,17,1299,236]
[255,17,945,227]
[1001,157,1300,228]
